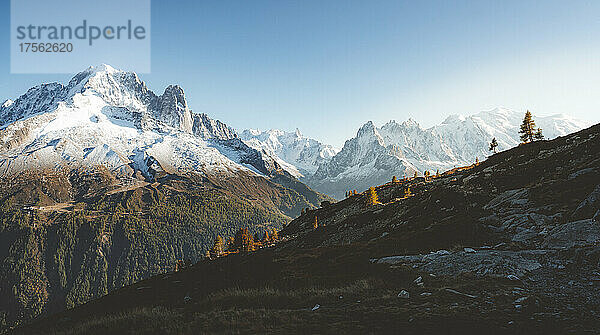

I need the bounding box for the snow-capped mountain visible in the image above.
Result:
[239,128,338,178]
[309,107,592,199]
[0,64,290,181]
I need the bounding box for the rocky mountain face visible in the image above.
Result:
[308,108,591,199]
[239,128,338,178]
[0,65,329,331]
[15,122,600,334]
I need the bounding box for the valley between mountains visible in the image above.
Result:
[0,65,597,333]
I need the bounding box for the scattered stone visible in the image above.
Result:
[464,247,476,253]
[507,274,520,281]
[398,290,410,299]
[420,292,432,297]
[414,276,423,285]
[311,304,320,311]
[339,295,343,299]
[183,295,192,303]
[444,288,477,299]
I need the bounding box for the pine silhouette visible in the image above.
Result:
[519,110,538,143]
[392,175,398,183]
[435,169,440,178]
[424,170,430,180]
[413,171,418,179]
[367,187,379,206]
[534,127,544,140]
[489,138,498,153]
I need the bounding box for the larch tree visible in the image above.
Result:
[312,216,319,229]
[519,110,538,143]
[367,187,379,206]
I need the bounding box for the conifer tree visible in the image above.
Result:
[367,187,379,206]
[413,171,418,179]
[424,170,430,180]
[489,137,498,153]
[271,229,279,241]
[435,169,440,178]
[475,157,479,165]
[519,110,538,143]
[392,175,398,183]
[312,216,319,229]
[404,187,412,197]
[263,231,270,243]
[534,127,544,140]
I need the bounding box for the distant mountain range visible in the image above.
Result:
[0,64,593,329]
[241,108,591,199]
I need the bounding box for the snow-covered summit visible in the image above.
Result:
[239,128,338,178]
[309,108,592,198]
[0,64,283,181]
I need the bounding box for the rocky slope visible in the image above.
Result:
[14,123,600,334]
[309,108,591,199]
[0,65,329,331]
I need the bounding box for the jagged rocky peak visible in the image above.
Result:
[192,113,237,140]
[154,84,193,133]
[356,121,385,147]
[0,82,65,127]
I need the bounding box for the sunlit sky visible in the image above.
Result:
[1,0,599,147]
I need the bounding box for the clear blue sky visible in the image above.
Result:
[1,0,599,147]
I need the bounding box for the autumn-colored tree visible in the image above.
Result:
[475,157,479,165]
[367,187,379,206]
[403,187,412,198]
[210,235,224,258]
[519,110,538,143]
[435,169,440,178]
[233,228,254,252]
[312,216,319,229]
[262,231,270,243]
[489,137,498,153]
[413,171,418,179]
[392,175,398,183]
[271,229,279,241]
[424,170,430,180]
